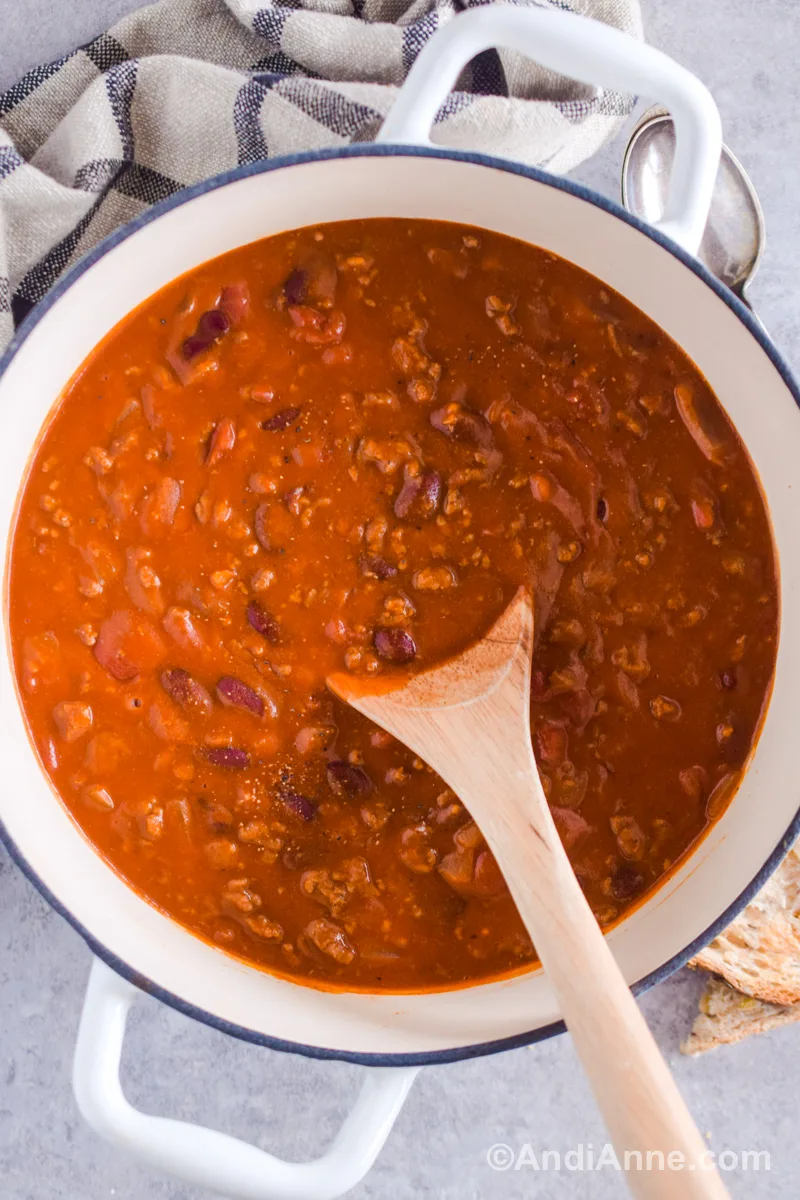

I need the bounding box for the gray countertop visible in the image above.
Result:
[1,2,799,1197]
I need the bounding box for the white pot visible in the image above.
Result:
[1,7,798,1198]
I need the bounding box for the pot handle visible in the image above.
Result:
[376,4,721,256]
[73,958,419,1200]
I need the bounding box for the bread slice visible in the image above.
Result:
[681,974,800,1055]
[688,845,800,1006]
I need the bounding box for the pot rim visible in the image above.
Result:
[2,142,798,1068]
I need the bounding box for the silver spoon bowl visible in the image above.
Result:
[622,105,765,311]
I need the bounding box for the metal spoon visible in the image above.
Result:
[622,105,765,312]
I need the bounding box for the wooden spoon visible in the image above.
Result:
[328,586,728,1199]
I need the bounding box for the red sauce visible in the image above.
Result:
[9,219,778,990]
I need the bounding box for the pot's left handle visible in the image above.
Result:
[73,958,419,1200]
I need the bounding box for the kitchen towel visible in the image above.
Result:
[0,0,642,351]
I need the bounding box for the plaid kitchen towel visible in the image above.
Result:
[0,0,642,351]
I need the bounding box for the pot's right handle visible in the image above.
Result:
[73,958,418,1200]
[377,4,721,256]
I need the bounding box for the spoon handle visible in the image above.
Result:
[480,769,729,1199]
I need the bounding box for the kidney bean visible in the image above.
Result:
[219,282,249,324]
[438,846,472,891]
[124,547,164,616]
[198,795,234,832]
[324,617,349,644]
[706,771,738,820]
[678,764,708,800]
[262,407,302,432]
[249,387,275,403]
[254,503,271,551]
[326,760,373,797]
[285,486,305,514]
[536,722,567,767]
[557,688,596,733]
[306,254,338,304]
[284,253,337,309]
[204,746,250,769]
[430,402,492,448]
[551,806,591,850]
[94,610,166,681]
[610,864,644,901]
[374,627,417,664]
[182,308,230,360]
[472,850,506,896]
[140,476,181,534]
[393,470,442,520]
[284,269,308,305]
[141,386,160,430]
[205,418,236,466]
[359,554,397,580]
[216,675,265,716]
[247,600,279,642]
[161,667,213,714]
[393,475,420,519]
[279,790,317,820]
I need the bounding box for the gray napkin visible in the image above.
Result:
[0,0,642,351]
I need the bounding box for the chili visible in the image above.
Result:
[9,219,778,990]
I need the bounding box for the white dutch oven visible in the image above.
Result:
[1,7,799,1198]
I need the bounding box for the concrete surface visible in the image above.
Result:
[1,2,799,1197]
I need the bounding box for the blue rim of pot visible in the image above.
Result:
[1,143,799,1068]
